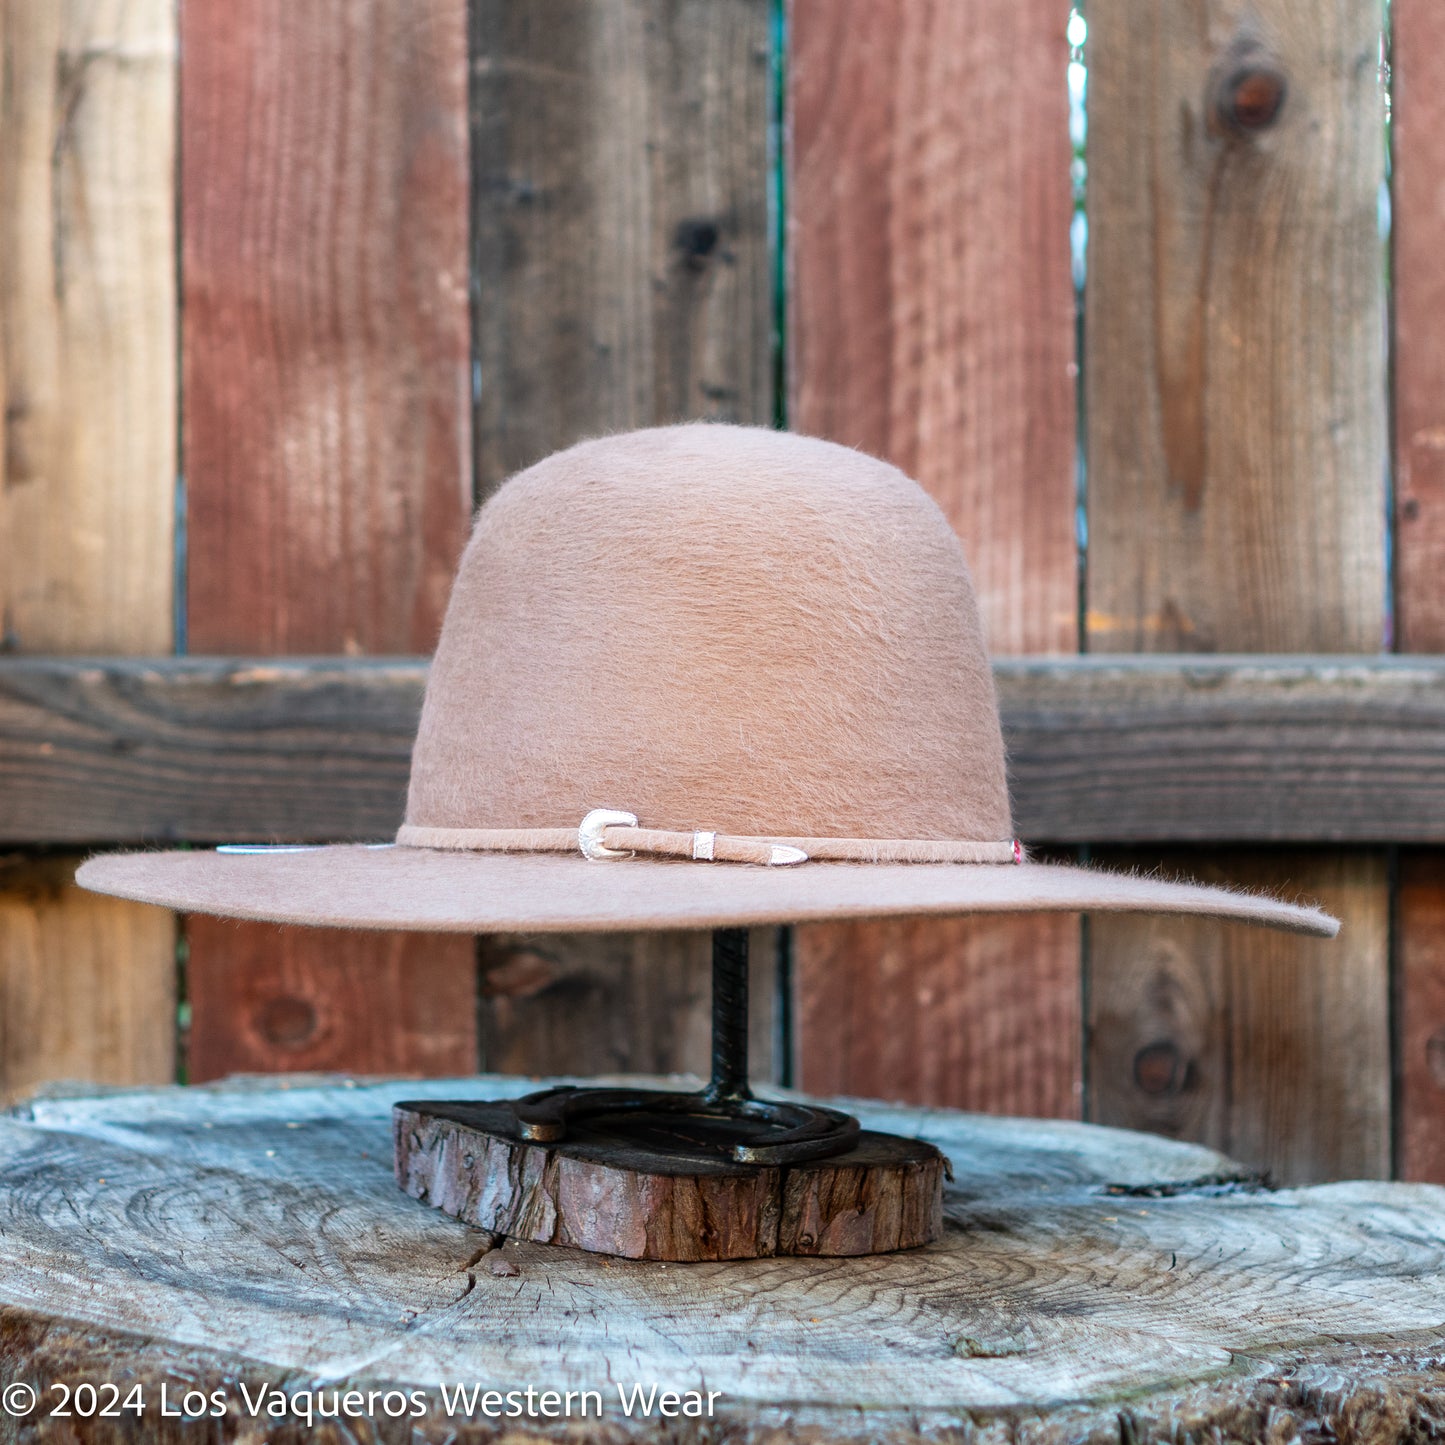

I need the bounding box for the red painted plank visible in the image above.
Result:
[1393,0,1445,1181]
[798,915,1080,1118]
[186,920,476,1082]
[1394,0,1445,655]
[180,0,475,1076]
[182,0,471,656]
[788,0,1081,1115]
[1397,857,1445,1181]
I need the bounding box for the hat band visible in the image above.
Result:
[395,813,1024,868]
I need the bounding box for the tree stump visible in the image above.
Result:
[3,1074,1445,1444]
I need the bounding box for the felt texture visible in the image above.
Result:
[76,423,1340,937]
[404,425,1012,842]
[77,848,1339,937]
[393,824,1020,864]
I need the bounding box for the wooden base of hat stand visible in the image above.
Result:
[394,929,945,1261]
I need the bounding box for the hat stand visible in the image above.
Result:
[394,929,947,1261]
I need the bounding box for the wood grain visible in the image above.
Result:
[1085,3,1386,655]
[395,1100,943,1260]
[1392,0,1445,654]
[788,0,1077,657]
[182,0,471,656]
[180,0,474,1079]
[6,1077,1445,1442]
[998,656,1445,842]
[479,928,782,1082]
[797,913,1080,1117]
[0,0,178,1098]
[0,657,423,843]
[788,0,1079,1119]
[0,0,176,654]
[473,0,772,494]
[470,0,774,1076]
[0,857,174,1103]
[1398,856,1445,1182]
[1088,850,1389,1184]
[10,655,1445,845]
[185,920,477,1083]
[1389,0,1445,1186]
[1084,0,1389,1182]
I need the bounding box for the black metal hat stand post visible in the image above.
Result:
[504,928,860,1164]
[393,928,948,1261]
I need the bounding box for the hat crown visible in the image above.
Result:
[405,425,1011,843]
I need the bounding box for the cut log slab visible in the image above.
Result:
[393,1099,945,1260]
[3,1077,1445,1444]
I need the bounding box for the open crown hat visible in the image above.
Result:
[80,425,1337,938]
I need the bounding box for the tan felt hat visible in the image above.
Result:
[79,425,1337,938]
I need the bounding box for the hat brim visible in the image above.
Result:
[76,845,1339,937]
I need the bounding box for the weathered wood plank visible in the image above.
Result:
[9,656,1445,844]
[1088,850,1389,1184]
[4,1077,1445,1442]
[0,0,176,654]
[1388,0,1445,1186]
[788,0,1080,1118]
[1001,655,1445,842]
[473,0,772,494]
[0,858,173,1103]
[185,921,480,1083]
[470,0,774,1074]
[180,0,475,1078]
[797,913,1080,1118]
[787,0,1077,657]
[0,0,178,1097]
[1398,855,1445,1183]
[1084,0,1389,1182]
[182,0,471,656]
[0,657,423,843]
[1085,4,1386,654]
[1392,0,1445,653]
[479,928,783,1083]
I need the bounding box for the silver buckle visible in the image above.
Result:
[578,809,638,860]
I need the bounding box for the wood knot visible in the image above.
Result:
[674,217,720,271]
[255,995,318,1047]
[1425,1029,1445,1089]
[1214,61,1287,135]
[482,949,557,999]
[1133,1040,1193,1097]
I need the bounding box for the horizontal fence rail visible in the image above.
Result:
[1003,657,1445,842]
[5,655,1444,845]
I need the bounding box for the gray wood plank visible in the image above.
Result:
[1000,656,1445,841]
[472,0,773,495]
[0,657,423,843]
[468,0,775,1083]
[5,655,1445,844]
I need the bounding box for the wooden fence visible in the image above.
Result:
[0,0,1440,1188]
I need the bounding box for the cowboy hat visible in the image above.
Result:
[78,425,1337,937]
